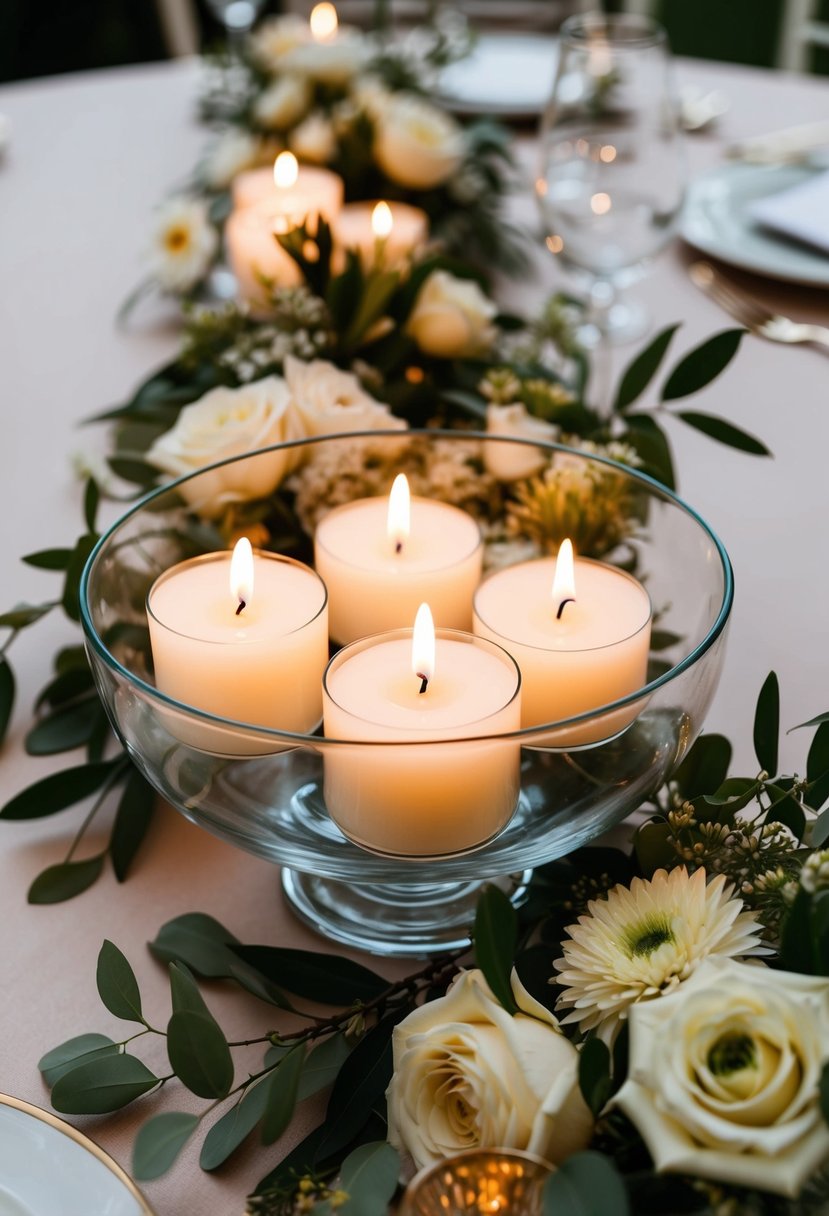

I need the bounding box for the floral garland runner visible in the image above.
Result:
[5,14,829,1216]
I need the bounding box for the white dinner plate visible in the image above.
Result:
[680,162,829,288]
[437,34,557,118]
[0,1094,155,1216]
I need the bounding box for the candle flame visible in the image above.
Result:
[552,538,576,620]
[274,151,299,190]
[371,200,393,240]
[412,603,435,690]
[387,473,410,553]
[230,537,254,613]
[310,1,338,41]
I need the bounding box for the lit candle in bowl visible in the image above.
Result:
[282,2,370,83]
[147,539,328,754]
[331,199,428,270]
[227,152,344,311]
[314,474,483,644]
[473,539,652,746]
[322,604,522,856]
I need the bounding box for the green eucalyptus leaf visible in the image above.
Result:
[25,697,102,756]
[297,1034,351,1101]
[169,962,211,1017]
[791,711,829,732]
[149,912,243,977]
[543,1150,630,1216]
[621,414,676,490]
[578,1037,612,1117]
[474,885,518,1015]
[703,777,760,814]
[675,410,769,456]
[808,723,829,785]
[672,733,732,799]
[338,1141,400,1216]
[133,1111,199,1182]
[22,548,74,571]
[754,671,780,775]
[107,456,160,487]
[228,961,295,1011]
[0,657,14,746]
[84,479,100,534]
[38,1034,118,1087]
[813,807,829,848]
[56,645,91,675]
[613,324,679,413]
[62,534,98,623]
[633,821,675,876]
[110,767,156,882]
[167,1010,233,1099]
[260,1045,305,1146]
[779,887,814,974]
[765,786,806,840]
[28,856,105,904]
[661,328,745,401]
[97,939,144,1023]
[316,1016,396,1161]
[811,891,829,976]
[0,602,55,629]
[230,945,388,1005]
[807,770,829,815]
[35,666,95,710]
[649,629,682,652]
[200,1075,272,1170]
[51,1053,158,1114]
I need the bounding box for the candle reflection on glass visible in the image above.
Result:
[399,1148,554,1215]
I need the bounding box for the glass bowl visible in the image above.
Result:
[81,430,732,955]
[400,1148,553,1215]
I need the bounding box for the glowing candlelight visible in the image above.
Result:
[412,602,435,693]
[230,537,254,615]
[310,1,338,41]
[387,473,410,555]
[274,151,299,191]
[552,537,575,620]
[372,200,393,239]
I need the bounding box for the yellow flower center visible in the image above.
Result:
[622,913,676,958]
[164,225,191,255]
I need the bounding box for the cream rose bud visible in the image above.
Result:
[614,957,829,1198]
[249,15,311,73]
[289,113,337,165]
[145,376,307,518]
[386,968,593,1171]
[253,76,312,131]
[484,404,558,481]
[283,355,405,436]
[202,130,261,190]
[281,30,369,86]
[406,271,498,360]
[373,94,465,190]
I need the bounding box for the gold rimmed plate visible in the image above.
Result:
[0,1093,156,1216]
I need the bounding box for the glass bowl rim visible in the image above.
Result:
[559,11,668,50]
[80,427,733,747]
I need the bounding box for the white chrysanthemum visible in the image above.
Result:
[150,197,218,293]
[553,868,766,1044]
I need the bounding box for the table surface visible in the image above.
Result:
[1,52,828,1216]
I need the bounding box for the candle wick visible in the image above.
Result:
[236,599,246,617]
[395,540,403,555]
[417,672,429,695]
[556,597,575,621]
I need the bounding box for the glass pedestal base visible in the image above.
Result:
[281,869,533,957]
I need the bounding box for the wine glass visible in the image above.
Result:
[536,12,684,349]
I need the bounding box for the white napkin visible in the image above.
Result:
[750,170,829,256]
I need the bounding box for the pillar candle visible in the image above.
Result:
[331,200,428,270]
[314,477,483,643]
[322,607,522,855]
[473,543,651,745]
[231,162,344,216]
[147,544,328,754]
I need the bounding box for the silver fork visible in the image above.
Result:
[689,261,829,351]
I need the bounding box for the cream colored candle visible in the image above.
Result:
[473,541,652,745]
[314,476,483,643]
[147,543,328,755]
[227,152,344,311]
[331,200,428,270]
[231,160,344,216]
[322,607,522,856]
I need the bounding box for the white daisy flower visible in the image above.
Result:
[553,867,766,1044]
[150,197,218,293]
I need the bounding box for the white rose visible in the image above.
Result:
[146,376,307,518]
[253,75,312,131]
[149,197,218,293]
[614,958,829,1198]
[386,968,593,1171]
[249,15,311,73]
[202,130,261,190]
[406,270,497,359]
[350,74,392,121]
[281,30,369,86]
[289,112,337,165]
[373,93,464,189]
[283,355,405,436]
[484,404,558,481]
